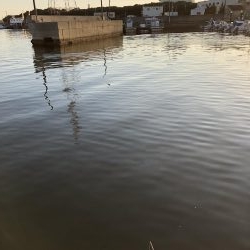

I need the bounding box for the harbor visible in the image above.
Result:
[1,0,250,250]
[2,0,250,41]
[1,28,250,250]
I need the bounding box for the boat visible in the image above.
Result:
[231,20,248,34]
[137,23,150,34]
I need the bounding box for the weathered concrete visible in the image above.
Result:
[28,15,123,46]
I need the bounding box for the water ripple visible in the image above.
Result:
[0,31,250,250]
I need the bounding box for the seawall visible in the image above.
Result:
[28,15,123,46]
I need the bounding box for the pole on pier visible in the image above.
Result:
[32,0,38,21]
[168,0,171,23]
[108,0,110,19]
[101,0,104,20]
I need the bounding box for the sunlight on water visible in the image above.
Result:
[0,29,250,250]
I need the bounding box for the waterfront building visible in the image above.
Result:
[142,6,164,17]
[191,0,241,15]
[9,16,24,28]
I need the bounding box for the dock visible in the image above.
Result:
[28,15,123,46]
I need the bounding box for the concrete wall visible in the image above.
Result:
[29,22,59,42]
[57,20,123,43]
[29,16,123,45]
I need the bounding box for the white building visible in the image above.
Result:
[9,16,24,25]
[9,16,24,28]
[191,0,241,15]
[142,6,164,17]
[191,1,207,15]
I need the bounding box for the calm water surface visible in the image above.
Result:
[0,29,250,250]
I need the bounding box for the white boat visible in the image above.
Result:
[231,20,245,34]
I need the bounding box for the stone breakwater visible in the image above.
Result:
[28,15,123,46]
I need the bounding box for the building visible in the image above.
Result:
[9,16,24,28]
[191,3,207,15]
[190,0,241,15]
[142,6,164,17]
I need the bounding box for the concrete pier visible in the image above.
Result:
[28,15,123,46]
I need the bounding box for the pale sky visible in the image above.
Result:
[1,0,155,16]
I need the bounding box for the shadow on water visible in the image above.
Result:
[32,37,123,141]
[32,36,123,72]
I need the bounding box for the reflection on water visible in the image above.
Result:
[68,101,81,142]
[1,31,250,250]
[103,48,108,78]
[33,36,123,72]
[41,67,54,110]
[32,37,123,141]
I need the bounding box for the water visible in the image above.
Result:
[0,29,250,250]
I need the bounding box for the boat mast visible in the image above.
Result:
[32,0,38,21]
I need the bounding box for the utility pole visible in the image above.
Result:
[32,0,38,21]
[168,0,171,23]
[101,0,104,20]
[108,0,110,19]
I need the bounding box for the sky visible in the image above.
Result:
[1,0,155,16]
